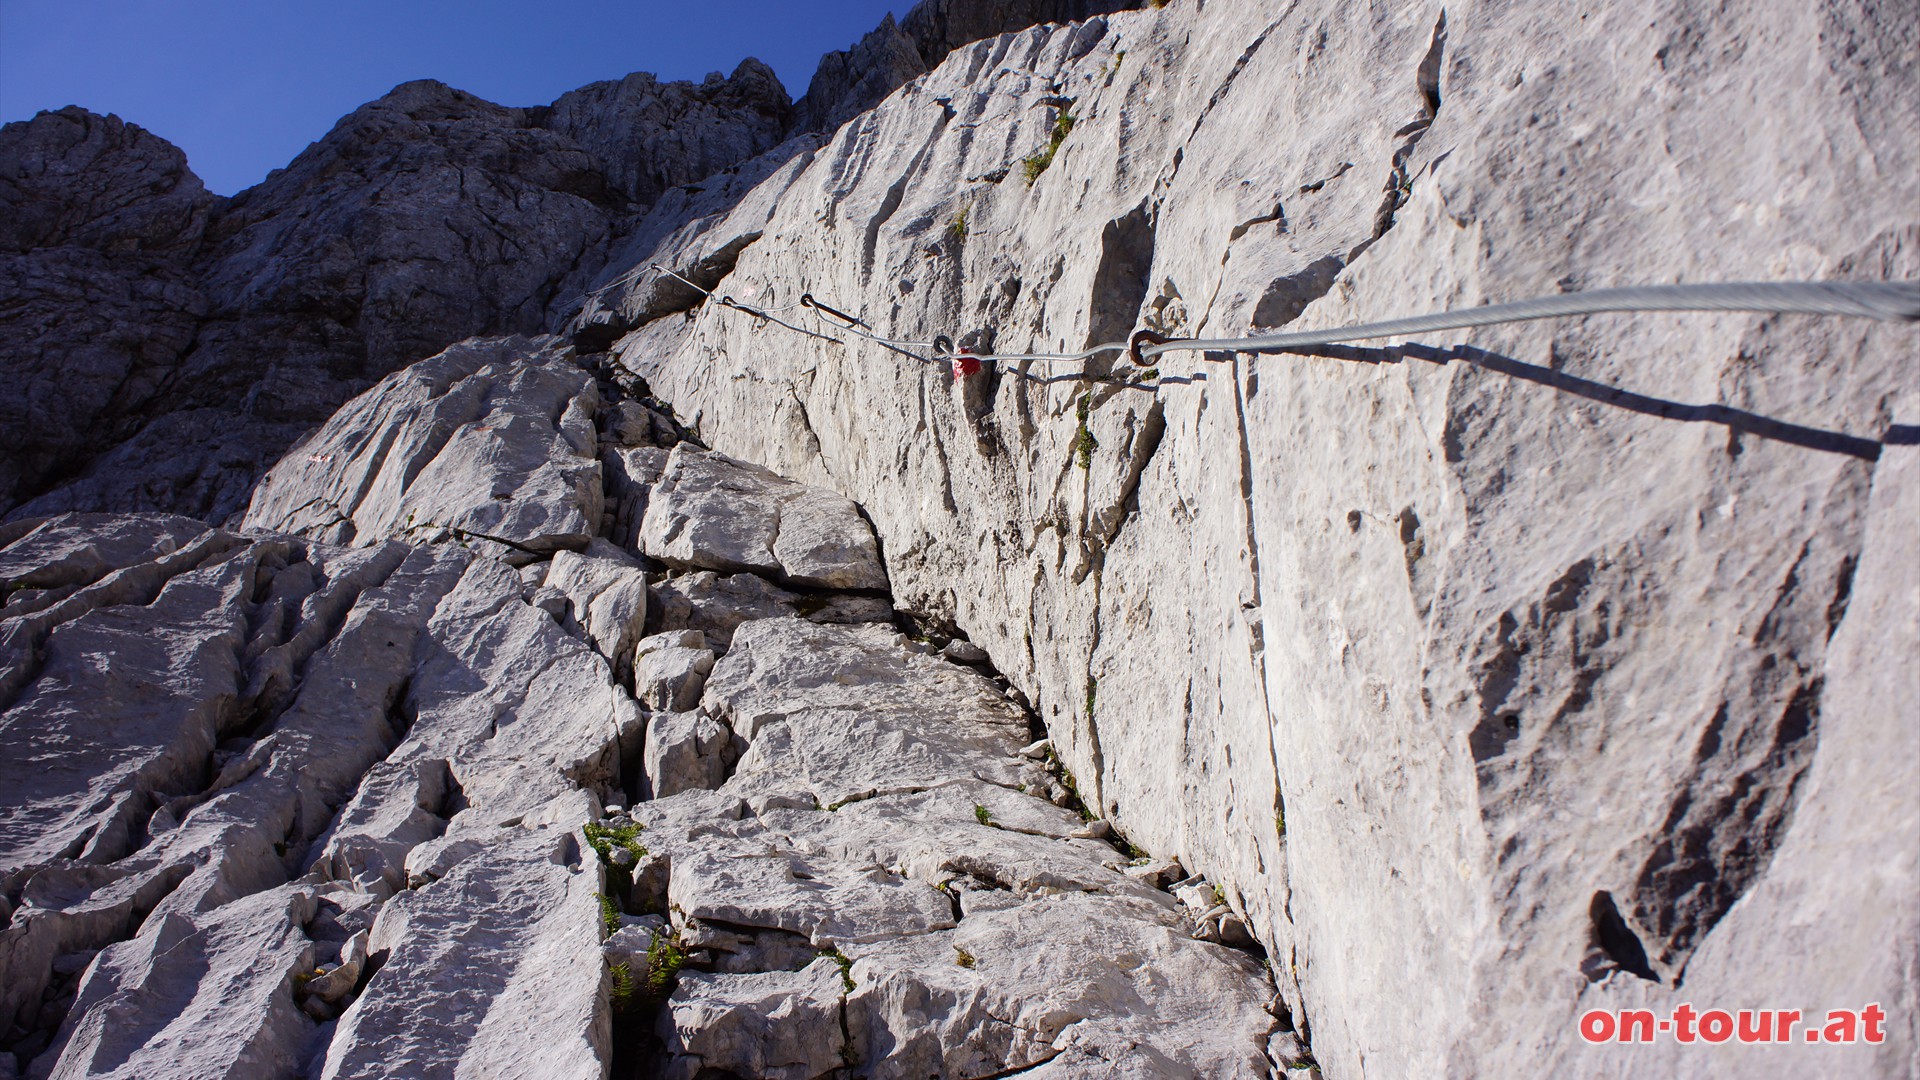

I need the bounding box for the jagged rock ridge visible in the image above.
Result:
[0,0,1146,526]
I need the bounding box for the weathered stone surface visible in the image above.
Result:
[318,830,607,1080]
[705,619,1044,808]
[0,107,213,257]
[0,513,212,597]
[41,886,318,1080]
[0,252,208,515]
[601,446,669,554]
[300,929,367,1006]
[602,917,671,991]
[544,543,651,676]
[0,80,630,522]
[632,631,717,713]
[545,60,791,208]
[791,0,1146,134]
[7,0,1913,1075]
[625,610,1274,1076]
[0,527,472,1067]
[655,959,847,1080]
[650,570,891,649]
[242,336,603,552]
[0,489,638,1075]
[309,758,457,898]
[843,890,1271,1078]
[397,556,634,811]
[640,445,887,590]
[641,710,733,799]
[600,1,1920,1074]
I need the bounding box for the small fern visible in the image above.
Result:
[642,932,687,1005]
[609,961,636,1013]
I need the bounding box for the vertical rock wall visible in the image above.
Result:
[585,1,1919,1074]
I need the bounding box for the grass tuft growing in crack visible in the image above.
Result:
[609,961,637,1013]
[1022,109,1076,185]
[953,945,977,969]
[1074,394,1098,469]
[820,947,856,993]
[1055,764,1096,822]
[598,893,621,936]
[974,803,994,827]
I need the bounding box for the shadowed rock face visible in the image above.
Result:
[546,59,794,207]
[0,68,798,524]
[0,107,214,257]
[791,0,1149,133]
[0,93,597,521]
[0,110,217,515]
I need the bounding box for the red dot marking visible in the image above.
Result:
[1658,1021,1671,1032]
[1806,1030,1822,1043]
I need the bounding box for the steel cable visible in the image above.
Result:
[596,265,1916,372]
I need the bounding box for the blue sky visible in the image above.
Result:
[0,0,903,195]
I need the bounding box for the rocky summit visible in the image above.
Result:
[1,1,1915,1078]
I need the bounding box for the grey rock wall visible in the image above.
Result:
[3,332,1275,1076]
[2,0,1915,1076]
[791,0,1149,134]
[583,1,1919,1076]
[546,60,793,207]
[0,65,796,524]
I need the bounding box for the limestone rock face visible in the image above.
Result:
[0,108,215,515]
[792,0,1148,133]
[632,631,717,714]
[317,831,608,1080]
[241,336,604,552]
[545,59,792,207]
[5,227,1281,1069]
[0,507,635,1074]
[0,83,630,522]
[0,107,214,257]
[655,960,848,1080]
[588,1,1920,1076]
[544,543,652,676]
[648,568,893,649]
[625,615,1276,1077]
[641,709,733,799]
[5,0,1916,1076]
[640,445,888,590]
[708,619,1047,807]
